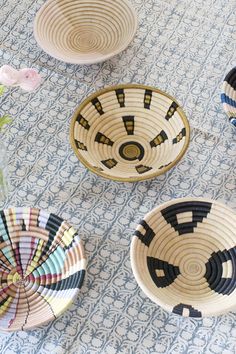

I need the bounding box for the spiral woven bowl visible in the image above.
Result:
[70,84,190,182]
[131,198,236,317]
[221,67,236,127]
[34,0,138,65]
[0,207,86,332]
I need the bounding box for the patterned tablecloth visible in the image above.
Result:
[0,0,236,353]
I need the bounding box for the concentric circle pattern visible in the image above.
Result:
[0,207,86,331]
[34,0,138,64]
[221,67,236,127]
[130,198,236,317]
[70,84,190,182]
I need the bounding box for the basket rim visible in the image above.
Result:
[130,197,236,317]
[33,0,138,65]
[70,83,191,182]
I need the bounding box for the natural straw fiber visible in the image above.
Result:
[70,84,190,182]
[130,198,236,317]
[0,207,86,332]
[221,67,236,127]
[34,0,138,64]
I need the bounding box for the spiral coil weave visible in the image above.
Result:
[131,198,236,317]
[70,84,190,182]
[0,207,86,331]
[34,0,138,64]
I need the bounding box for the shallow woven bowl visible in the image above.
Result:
[34,0,138,64]
[70,84,190,182]
[0,207,86,331]
[221,67,236,127]
[131,198,236,317]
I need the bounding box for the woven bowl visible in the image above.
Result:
[0,207,86,332]
[70,84,190,182]
[131,198,236,317]
[221,67,236,127]
[34,0,138,65]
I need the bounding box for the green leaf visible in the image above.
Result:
[0,85,5,96]
[0,115,12,131]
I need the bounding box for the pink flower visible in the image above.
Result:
[18,68,41,92]
[0,65,20,86]
[0,65,41,92]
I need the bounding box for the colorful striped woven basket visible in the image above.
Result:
[70,84,190,182]
[34,0,138,65]
[221,67,236,127]
[131,198,236,317]
[0,207,86,331]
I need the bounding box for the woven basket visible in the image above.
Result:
[0,207,86,331]
[70,84,190,182]
[131,198,236,317]
[34,0,138,65]
[221,67,236,127]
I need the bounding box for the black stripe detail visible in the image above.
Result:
[116,89,125,107]
[40,213,64,259]
[122,116,134,135]
[205,247,236,295]
[136,165,152,174]
[0,211,10,243]
[0,257,11,272]
[95,132,114,146]
[144,89,152,109]
[159,162,172,169]
[91,98,104,115]
[119,141,144,161]
[225,67,236,90]
[43,270,86,291]
[173,128,186,144]
[0,211,16,267]
[16,241,24,276]
[172,304,202,318]
[150,130,168,147]
[75,140,87,151]
[147,257,180,287]
[101,159,118,169]
[21,219,26,231]
[134,220,155,246]
[161,201,212,235]
[165,102,178,121]
[76,114,90,130]
[0,296,10,309]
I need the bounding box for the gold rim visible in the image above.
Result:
[70,83,191,182]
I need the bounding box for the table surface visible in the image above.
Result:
[0,0,236,353]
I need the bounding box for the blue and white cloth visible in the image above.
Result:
[0,0,236,353]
